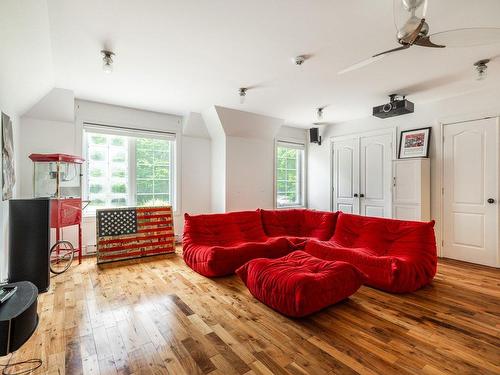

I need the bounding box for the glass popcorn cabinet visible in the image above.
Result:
[29,153,85,271]
[31,154,83,200]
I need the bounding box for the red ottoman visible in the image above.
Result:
[236,251,366,318]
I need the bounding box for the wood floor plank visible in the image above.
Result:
[1,253,498,375]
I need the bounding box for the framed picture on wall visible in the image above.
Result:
[398,127,431,159]
[1,112,16,200]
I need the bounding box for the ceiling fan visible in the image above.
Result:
[339,0,500,74]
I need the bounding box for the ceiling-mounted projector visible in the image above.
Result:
[373,94,414,119]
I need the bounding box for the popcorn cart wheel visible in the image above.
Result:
[29,153,86,274]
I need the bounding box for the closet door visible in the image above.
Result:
[443,117,498,267]
[332,138,359,214]
[359,133,393,218]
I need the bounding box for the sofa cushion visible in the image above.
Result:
[260,209,338,240]
[184,210,267,246]
[236,251,365,317]
[183,237,292,277]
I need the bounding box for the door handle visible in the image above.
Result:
[360,194,365,198]
[487,198,495,204]
[353,194,359,198]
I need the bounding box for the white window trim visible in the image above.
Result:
[274,139,307,209]
[82,122,180,217]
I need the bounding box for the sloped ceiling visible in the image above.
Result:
[44,0,500,126]
[0,0,55,116]
[5,1,500,126]
[215,106,283,140]
[24,88,75,122]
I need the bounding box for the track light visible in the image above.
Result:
[474,59,489,81]
[239,88,247,104]
[101,50,115,74]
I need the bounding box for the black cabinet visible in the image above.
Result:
[9,199,51,292]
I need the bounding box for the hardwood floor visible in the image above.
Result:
[4,252,499,375]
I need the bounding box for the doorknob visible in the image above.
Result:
[360,193,365,198]
[487,198,495,204]
[353,194,359,198]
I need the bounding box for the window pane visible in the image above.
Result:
[136,194,154,206]
[86,132,130,211]
[154,166,169,179]
[154,179,168,193]
[135,137,173,207]
[275,145,304,208]
[137,179,154,194]
[137,165,154,178]
[85,130,174,213]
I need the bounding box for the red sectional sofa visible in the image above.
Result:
[305,213,437,293]
[183,209,437,293]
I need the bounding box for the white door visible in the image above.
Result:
[443,117,499,267]
[332,138,359,214]
[332,131,393,217]
[359,133,393,218]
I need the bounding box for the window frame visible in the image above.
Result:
[82,123,178,216]
[274,140,307,209]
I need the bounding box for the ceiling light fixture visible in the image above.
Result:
[317,107,325,121]
[293,55,307,66]
[101,50,115,74]
[474,59,489,81]
[239,87,247,104]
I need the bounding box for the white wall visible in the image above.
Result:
[181,136,211,218]
[19,118,77,198]
[226,137,275,211]
[308,85,500,251]
[0,0,56,281]
[202,106,226,212]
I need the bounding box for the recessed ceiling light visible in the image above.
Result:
[101,50,115,74]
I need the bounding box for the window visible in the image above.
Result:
[275,141,305,208]
[83,124,176,214]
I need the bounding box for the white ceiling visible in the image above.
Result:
[0,0,54,116]
[45,0,500,127]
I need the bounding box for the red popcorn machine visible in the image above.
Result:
[29,153,85,273]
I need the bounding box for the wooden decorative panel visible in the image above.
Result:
[96,206,175,264]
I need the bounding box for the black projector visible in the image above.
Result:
[373,95,414,119]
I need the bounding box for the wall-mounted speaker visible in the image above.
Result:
[310,127,322,145]
[9,199,51,292]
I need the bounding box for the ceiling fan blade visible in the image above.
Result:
[429,27,500,47]
[413,36,445,48]
[372,44,411,57]
[338,55,386,75]
[338,45,410,75]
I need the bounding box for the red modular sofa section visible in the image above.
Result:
[305,212,437,293]
[260,209,338,242]
[236,251,366,317]
[183,210,292,277]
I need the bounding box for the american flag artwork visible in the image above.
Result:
[96,206,175,264]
